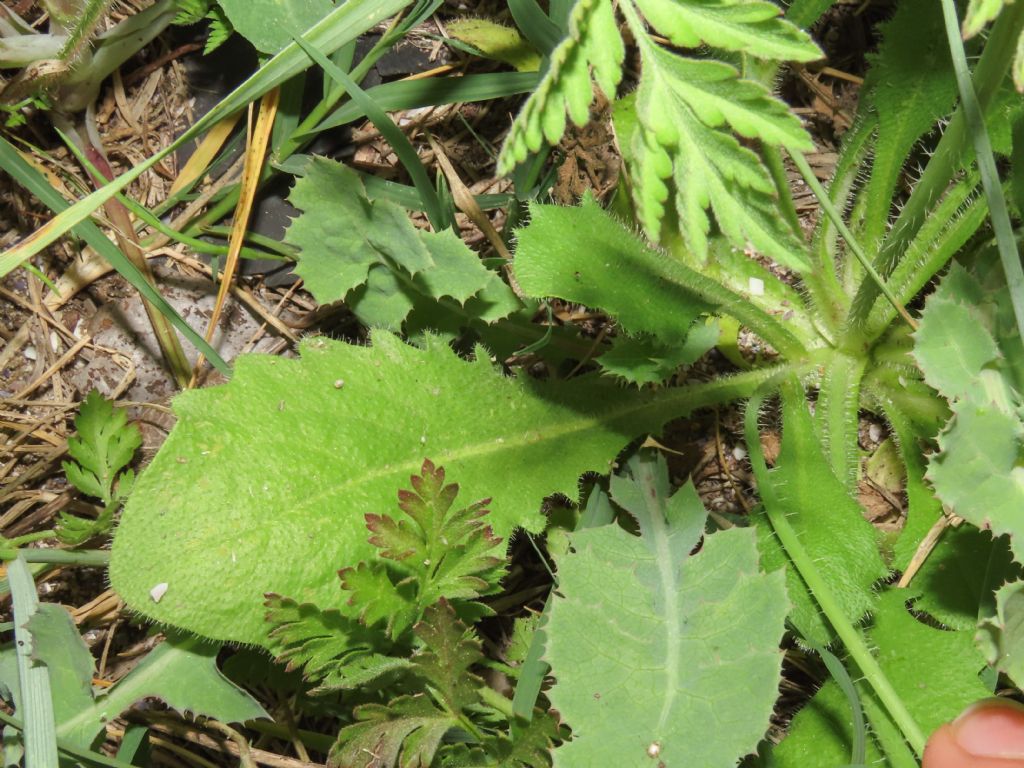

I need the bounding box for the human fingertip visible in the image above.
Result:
[950,698,1024,760]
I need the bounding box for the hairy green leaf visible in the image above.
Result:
[754,385,888,646]
[772,591,989,765]
[546,453,786,767]
[217,0,334,53]
[858,0,957,247]
[513,196,807,360]
[110,331,776,645]
[447,18,541,72]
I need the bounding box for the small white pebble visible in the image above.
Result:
[23,345,37,361]
[333,379,345,389]
[150,582,169,603]
[868,423,882,443]
[748,277,765,296]
[732,445,747,461]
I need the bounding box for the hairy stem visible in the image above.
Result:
[746,389,928,757]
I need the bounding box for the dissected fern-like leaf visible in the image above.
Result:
[627,47,812,264]
[330,601,484,768]
[498,0,820,259]
[342,460,506,639]
[57,390,140,545]
[499,0,624,171]
[265,595,412,692]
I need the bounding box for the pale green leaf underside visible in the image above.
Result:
[110,331,768,645]
[217,0,334,53]
[977,579,1024,688]
[635,0,819,61]
[915,264,1024,563]
[547,522,786,767]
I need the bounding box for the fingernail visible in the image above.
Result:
[952,699,1024,759]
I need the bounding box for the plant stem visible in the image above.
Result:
[17,549,110,566]
[745,391,927,757]
[941,0,1024,345]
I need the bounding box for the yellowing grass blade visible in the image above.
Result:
[168,111,244,198]
[190,87,280,384]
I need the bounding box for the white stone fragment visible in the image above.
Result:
[150,582,169,603]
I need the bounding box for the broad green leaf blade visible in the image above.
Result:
[915,263,1024,563]
[754,385,888,646]
[547,455,787,767]
[111,331,787,645]
[514,198,710,342]
[772,591,990,765]
[447,18,542,72]
[285,157,499,331]
[218,0,334,53]
[634,0,820,61]
[285,158,432,303]
[56,635,267,747]
[977,579,1024,687]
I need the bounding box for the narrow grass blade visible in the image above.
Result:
[290,33,448,229]
[790,151,918,332]
[8,555,58,768]
[0,137,230,375]
[941,0,1024,344]
[307,72,538,135]
[168,111,243,198]
[0,0,413,274]
[508,0,562,54]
